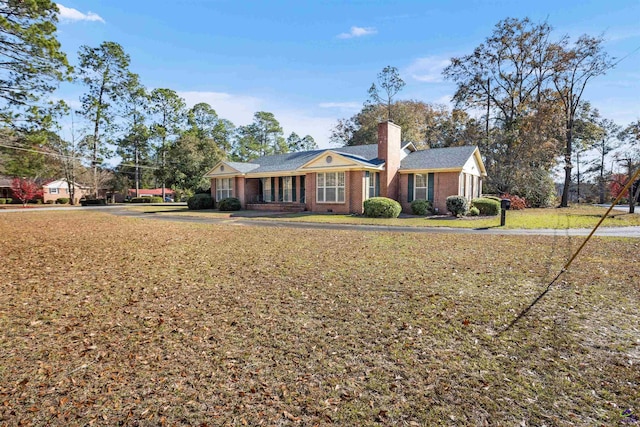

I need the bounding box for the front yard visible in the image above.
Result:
[125,203,640,229]
[0,210,638,425]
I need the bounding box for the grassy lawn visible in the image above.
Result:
[126,203,640,229]
[0,210,638,425]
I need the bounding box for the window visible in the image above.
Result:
[317,172,345,203]
[414,174,428,200]
[366,172,378,199]
[261,178,271,202]
[283,177,293,202]
[216,178,233,200]
[49,188,59,194]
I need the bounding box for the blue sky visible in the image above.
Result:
[55,0,640,148]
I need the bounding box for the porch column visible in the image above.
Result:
[235,177,246,209]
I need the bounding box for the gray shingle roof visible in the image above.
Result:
[400,146,478,171]
[227,144,382,174]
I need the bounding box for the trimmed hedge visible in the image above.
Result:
[130,196,163,204]
[218,197,241,211]
[446,195,468,217]
[363,197,401,218]
[187,194,214,210]
[410,199,432,216]
[468,206,480,216]
[0,198,5,204]
[80,198,107,206]
[56,197,70,204]
[471,197,500,216]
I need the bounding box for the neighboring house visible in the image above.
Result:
[42,179,90,204]
[112,188,175,202]
[204,121,487,214]
[0,175,12,199]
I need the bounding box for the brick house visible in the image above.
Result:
[205,121,486,214]
[42,179,90,204]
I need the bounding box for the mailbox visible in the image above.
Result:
[500,198,510,226]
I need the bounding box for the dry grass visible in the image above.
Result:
[123,203,640,229]
[0,211,638,426]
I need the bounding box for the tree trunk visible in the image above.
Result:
[560,120,573,207]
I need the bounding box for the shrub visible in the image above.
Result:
[471,197,501,216]
[187,194,214,210]
[517,169,556,207]
[0,198,5,204]
[501,193,527,210]
[483,195,502,202]
[446,195,468,217]
[410,199,432,216]
[468,206,480,216]
[130,196,163,204]
[45,200,54,204]
[80,198,107,206]
[218,197,241,211]
[363,197,401,218]
[56,197,69,204]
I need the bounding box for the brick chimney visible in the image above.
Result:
[378,121,402,200]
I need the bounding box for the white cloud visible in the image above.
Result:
[406,56,450,83]
[337,26,377,39]
[57,4,105,23]
[318,101,361,111]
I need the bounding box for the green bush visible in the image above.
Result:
[187,194,214,210]
[0,198,5,204]
[218,197,241,211]
[80,198,107,206]
[471,197,501,216]
[410,199,432,216]
[130,196,163,204]
[6,198,12,204]
[446,195,469,217]
[483,195,502,202]
[468,206,480,216]
[56,197,70,204]
[363,197,401,218]
[45,200,54,204]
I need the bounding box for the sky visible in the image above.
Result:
[54,0,640,149]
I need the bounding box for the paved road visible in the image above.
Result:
[3,205,640,237]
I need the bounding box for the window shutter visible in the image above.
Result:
[278,177,283,201]
[300,175,306,202]
[408,174,414,202]
[428,173,434,203]
[258,179,263,202]
[292,177,297,202]
[271,177,275,201]
[375,173,380,197]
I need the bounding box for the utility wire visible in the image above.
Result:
[501,166,640,333]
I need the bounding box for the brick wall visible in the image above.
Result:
[378,121,402,201]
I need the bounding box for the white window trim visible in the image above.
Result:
[216,178,233,200]
[316,172,345,204]
[367,172,377,200]
[49,188,59,194]
[414,173,428,201]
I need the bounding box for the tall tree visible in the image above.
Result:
[444,18,560,197]
[586,115,620,203]
[77,41,132,198]
[117,73,150,197]
[367,66,405,121]
[551,35,612,207]
[233,111,286,161]
[0,0,72,126]
[148,88,185,199]
[616,120,640,213]
[186,102,235,153]
[287,132,318,152]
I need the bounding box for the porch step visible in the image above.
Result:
[247,202,306,212]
